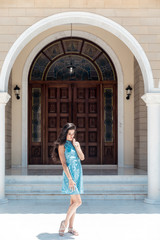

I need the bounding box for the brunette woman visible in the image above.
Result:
[53,123,84,236]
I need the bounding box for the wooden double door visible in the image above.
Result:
[28,82,117,165]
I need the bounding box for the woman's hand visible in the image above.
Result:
[72,138,85,161]
[72,138,84,161]
[69,179,76,191]
[72,138,80,148]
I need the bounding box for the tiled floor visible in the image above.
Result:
[0,199,160,240]
[5,167,147,176]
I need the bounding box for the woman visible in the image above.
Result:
[53,123,85,236]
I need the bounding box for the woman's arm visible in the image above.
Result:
[58,144,76,191]
[58,145,72,179]
[72,138,85,161]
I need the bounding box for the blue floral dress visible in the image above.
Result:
[61,140,84,195]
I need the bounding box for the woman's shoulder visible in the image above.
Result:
[58,144,65,151]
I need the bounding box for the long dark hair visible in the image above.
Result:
[52,122,76,161]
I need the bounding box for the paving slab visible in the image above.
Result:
[0,199,160,240]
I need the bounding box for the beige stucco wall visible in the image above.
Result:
[11,24,134,166]
[0,2,160,87]
[134,58,147,171]
[1,1,159,166]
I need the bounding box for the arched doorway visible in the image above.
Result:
[28,37,117,165]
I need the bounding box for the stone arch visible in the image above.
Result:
[0,11,154,93]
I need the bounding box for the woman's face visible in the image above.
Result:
[66,129,75,141]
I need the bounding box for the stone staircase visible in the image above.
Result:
[5,175,148,200]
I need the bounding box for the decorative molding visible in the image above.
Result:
[22,31,124,167]
[0,92,11,105]
[141,93,160,105]
[0,11,154,93]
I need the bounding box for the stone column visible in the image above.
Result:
[0,92,11,204]
[142,93,160,204]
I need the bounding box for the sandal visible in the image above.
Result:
[68,227,79,236]
[59,220,66,236]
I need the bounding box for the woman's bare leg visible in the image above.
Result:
[64,194,82,227]
[69,198,76,228]
[69,212,76,228]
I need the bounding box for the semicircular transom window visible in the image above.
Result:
[46,55,99,81]
[29,38,116,81]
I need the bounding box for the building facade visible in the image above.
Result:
[0,1,160,204]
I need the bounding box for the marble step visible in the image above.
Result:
[6,183,147,192]
[5,192,147,200]
[5,175,147,183]
[5,175,147,200]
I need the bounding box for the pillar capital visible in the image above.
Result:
[0,92,11,105]
[141,93,160,105]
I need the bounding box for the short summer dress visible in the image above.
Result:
[61,140,84,195]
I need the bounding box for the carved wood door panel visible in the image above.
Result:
[46,84,72,164]
[73,84,101,164]
[46,83,100,165]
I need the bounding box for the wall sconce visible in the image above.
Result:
[14,85,20,100]
[126,85,132,100]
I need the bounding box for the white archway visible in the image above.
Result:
[21,30,124,167]
[0,11,154,93]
